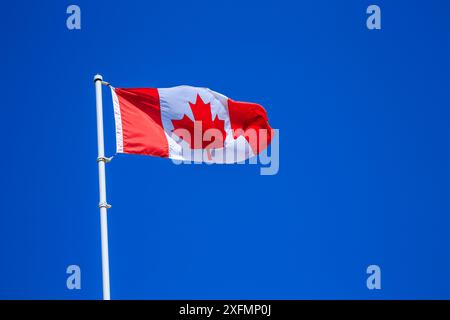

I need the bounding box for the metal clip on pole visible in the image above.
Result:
[99,202,112,209]
[97,156,113,163]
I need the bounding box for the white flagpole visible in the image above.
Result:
[94,74,111,300]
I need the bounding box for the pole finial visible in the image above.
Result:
[94,74,103,82]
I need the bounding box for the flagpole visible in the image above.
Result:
[94,74,111,300]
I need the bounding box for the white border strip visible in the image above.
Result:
[110,87,124,153]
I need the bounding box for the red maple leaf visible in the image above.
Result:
[171,94,227,150]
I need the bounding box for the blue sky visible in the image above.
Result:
[1,0,450,299]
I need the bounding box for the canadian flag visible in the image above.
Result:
[111,86,272,163]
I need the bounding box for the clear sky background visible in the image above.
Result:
[1,0,450,299]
